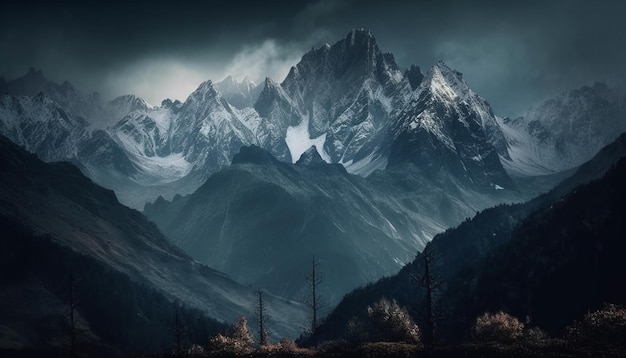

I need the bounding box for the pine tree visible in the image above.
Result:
[65,270,82,358]
[170,305,188,353]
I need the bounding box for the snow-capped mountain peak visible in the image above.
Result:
[422,61,469,102]
[186,80,222,103]
[498,81,626,175]
[161,98,182,108]
[215,75,262,109]
[254,77,298,118]
[107,94,152,123]
[110,94,151,110]
[0,31,522,208]
[346,27,375,47]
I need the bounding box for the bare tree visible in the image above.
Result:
[256,290,269,346]
[411,245,443,352]
[303,255,327,348]
[65,270,82,358]
[170,305,189,353]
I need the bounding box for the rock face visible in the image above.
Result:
[0,93,89,162]
[0,29,519,209]
[280,29,403,168]
[1,31,624,209]
[387,62,513,191]
[214,76,263,110]
[499,82,626,176]
[144,145,518,305]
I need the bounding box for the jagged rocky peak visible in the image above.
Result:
[346,28,376,47]
[110,94,150,111]
[342,28,402,81]
[254,77,292,117]
[6,66,49,96]
[405,64,424,90]
[219,75,237,85]
[296,145,325,167]
[161,98,182,108]
[231,145,280,166]
[524,81,625,134]
[185,80,224,104]
[217,75,257,90]
[143,195,168,212]
[24,66,46,82]
[195,79,218,93]
[500,81,626,175]
[57,80,77,94]
[32,90,53,104]
[215,75,262,109]
[422,61,469,100]
[283,28,402,89]
[260,77,280,92]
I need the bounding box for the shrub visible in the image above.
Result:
[185,344,205,356]
[471,311,524,343]
[345,317,367,345]
[208,316,254,355]
[566,303,626,349]
[367,298,421,344]
[523,326,550,346]
[277,337,313,355]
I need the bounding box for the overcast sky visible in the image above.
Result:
[1,0,625,116]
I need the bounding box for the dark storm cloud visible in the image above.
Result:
[1,0,625,115]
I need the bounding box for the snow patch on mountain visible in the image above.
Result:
[342,151,388,176]
[0,94,89,161]
[285,116,330,163]
[128,152,193,184]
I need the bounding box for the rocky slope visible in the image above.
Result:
[0,135,307,340]
[0,30,524,209]
[144,145,518,305]
[499,82,626,176]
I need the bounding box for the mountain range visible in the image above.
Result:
[2,30,623,211]
[1,28,625,354]
[144,143,518,304]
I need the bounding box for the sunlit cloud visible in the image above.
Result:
[222,39,303,84]
[102,58,222,104]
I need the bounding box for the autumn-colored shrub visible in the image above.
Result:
[367,298,421,344]
[208,316,254,355]
[523,326,550,346]
[184,344,205,356]
[566,303,626,349]
[276,337,314,355]
[471,311,524,343]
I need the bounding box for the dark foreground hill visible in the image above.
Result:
[312,133,626,344]
[0,135,306,356]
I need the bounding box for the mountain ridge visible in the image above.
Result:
[311,132,626,343]
[144,143,519,305]
[0,134,307,340]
